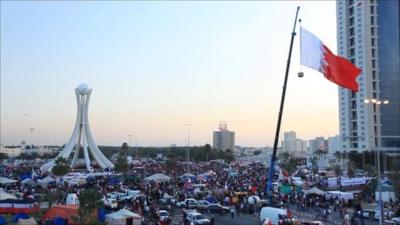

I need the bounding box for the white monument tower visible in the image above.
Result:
[40,83,114,171]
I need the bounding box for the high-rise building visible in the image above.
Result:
[213,121,235,151]
[309,137,328,154]
[282,131,297,153]
[328,135,342,155]
[337,0,400,152]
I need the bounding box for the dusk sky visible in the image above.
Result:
[1,1,338,147]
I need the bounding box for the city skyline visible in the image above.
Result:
[1,1,339,147]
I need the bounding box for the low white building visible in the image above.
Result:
[0,145,22,157]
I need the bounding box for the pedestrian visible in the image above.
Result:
[230,206,235,218]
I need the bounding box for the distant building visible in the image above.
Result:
[328,135,341,155]
[309,137,328,154]
[282,131,308,157]
[0,145,22,157]
[213,121,235,151]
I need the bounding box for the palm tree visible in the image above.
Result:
[334,151,341,162]
[78,188,103,225]
[52,157,70,177]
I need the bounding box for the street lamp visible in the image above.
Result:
[185,124,192,173]
[364,98,389,225]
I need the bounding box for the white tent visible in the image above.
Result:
[17,217,38,225]
[304,187,325,196]
[0,177,18,184]
[105,208,141,225]
[37,176,55,188]
[144,173,171,182]
[21,178,36,186]
[0,189,17,200]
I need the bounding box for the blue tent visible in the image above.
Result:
[0,215,6,225]
[13,213,29,223]
[97,208,107,223]
[52,217,67,225]
[108,177,120,185]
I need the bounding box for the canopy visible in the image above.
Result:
[0,189,17,200]
[37,176,55,188]
[41,205,79,225]
[304,187,325,196]
[17,218,38,225]
[144,173,171,182]
[0,177,17,184]
[105,208,141,225]
[21,179,36,186]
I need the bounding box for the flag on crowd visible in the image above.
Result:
[300,27,361,92]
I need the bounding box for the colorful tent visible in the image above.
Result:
[41,205,79,225]
[13,213,29,223]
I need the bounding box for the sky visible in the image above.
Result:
[1,1,338,147]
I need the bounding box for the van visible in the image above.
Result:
[259,207,288,225]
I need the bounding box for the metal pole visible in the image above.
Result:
[376,103,383,225]
[266,6,300,197]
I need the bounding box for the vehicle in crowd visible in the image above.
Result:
[159,194,177,205]
[356,210,374,218]
[374,209,396,220]
[197,200,211,210]
[176,198,199,208]
[204,204,229,214]
[157,210,171,221]
[259,206,288,225]
[102,197,118,209]
[391,217,400,225]
[186,211,211,225]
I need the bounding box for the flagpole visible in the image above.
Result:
[266,6,300,198]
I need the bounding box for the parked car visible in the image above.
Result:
[197,200,211,210]
[186,212,211,225]
[204,204,229,214]
[159,194,176,205]
[391,217,400,225]
[158,210,171,221]
[176,198,198,208]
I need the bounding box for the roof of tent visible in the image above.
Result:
[144,173,171,182]
[304,187,325,196]
[38,176,55,184]
[106,208,141,219]
[21,178,36,186]
[0,189,17,200]
[0,177,18,184]
[17,218,38,225]
[41,205,79,225]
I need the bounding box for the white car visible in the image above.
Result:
[158,210,170,221]
[102,197,118,209]
[391,217,400,225]
[186,212,210,225]
[176,198,198,208]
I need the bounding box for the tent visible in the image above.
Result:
[144,174,171,182]
[41,205,79,225]
[0,177,17,185]
[21,179,36,187]
[105,208,141,225]
[17,218,38,225]
[0,189,17,200]
[0,215,6,225]
[304,187,325,196]
[37,176,55,188]
[52,217,67,225]
[179,173,195,180]
[13,213,30,223]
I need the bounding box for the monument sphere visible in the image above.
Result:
[77,83,90,95]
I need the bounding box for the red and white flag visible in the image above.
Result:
[300,27,361,92]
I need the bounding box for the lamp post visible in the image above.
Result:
[185,124,192,173]
[364,98,389,225]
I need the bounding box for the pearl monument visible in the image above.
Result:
[40,84,114,171]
